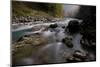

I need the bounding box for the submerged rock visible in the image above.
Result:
[62,37,73,48]
[73,50,87,60]
[17,37,23,42]
[13,35,47,48]
[62,26,66,29]
[66,56,82,62]
[24,35,31,37]
[66,56,75,62]
[24,38,33,44]
[32,36,47,46]
[73,57,82,62]
[66,50,88,62]
[80,38,90,47]
[80,36,96,49]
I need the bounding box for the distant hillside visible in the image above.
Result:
[12,1,64,18]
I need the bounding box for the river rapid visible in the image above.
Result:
[12,18,95,66]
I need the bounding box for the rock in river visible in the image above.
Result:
[32,35,47,46]
[73,50,87,60]
[66,50,88,62]
[62,37,73,48]
[65,20,80,33]
[49,24,58,29]
[80,36,96,49]
[66,56,82,62]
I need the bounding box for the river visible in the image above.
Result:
[12,18,82,42]
[12,18,95,66]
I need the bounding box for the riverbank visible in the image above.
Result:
[12,17,82,31]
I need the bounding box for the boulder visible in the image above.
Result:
[24,38,33,44]
[49,24,58,29]
[80,38,90,47]
[66,56,82,62]
[66,56,75,62]
[73,57,82,62]
[65,20,80,33]
[62,26,66,29]
[17,37,23,42]
[66,50,88,62]
[32,36,47,46]
[73,50,87,60]
[80,36,96,49]
[62,37,73,48]
[24,35,30,37]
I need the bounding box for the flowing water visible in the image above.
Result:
[12,18,89,65]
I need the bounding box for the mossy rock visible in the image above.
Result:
[62,37,73,48]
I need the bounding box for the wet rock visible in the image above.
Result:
[24,38,33,44]
[65,50,88,62]
[80,36,96,48]
[73,57,82,62]
[18,35,47,46]
[73,50,87,60]
[15,41,25,47]
[62,37,73,48]
[14,35,47,47]
[89,39,96,47]
[62,26,66,29]
[66,56,75,62]
[80,38,90,47]
[65,20,80,33]
[49,24,58,29]
[66,56,84,62]
[17,37,23,42]
[66,56,82,62]
[46,17,53,22]
[24,35,30,37]
[32,36,47,46]
[32,26,41,31]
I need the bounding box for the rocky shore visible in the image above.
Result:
[12,16,63,24]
